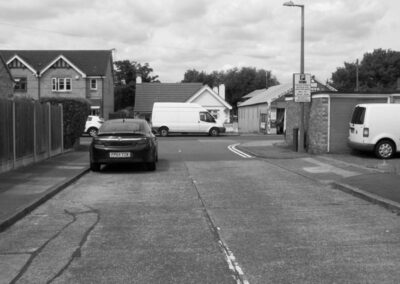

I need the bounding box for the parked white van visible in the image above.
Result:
[348,103,400,159]
[151,102,226,136]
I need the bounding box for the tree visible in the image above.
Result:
[113,60,159,112]
[114,60,160,86]
[181,67,279,106]
[331,49,400,92]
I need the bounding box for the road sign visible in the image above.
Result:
[293,73,311,102]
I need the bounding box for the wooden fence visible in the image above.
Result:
[0,99,63,173]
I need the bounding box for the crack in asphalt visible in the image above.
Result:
[10,205,100,284]
[49,205,100,283]
[182,161,249,284]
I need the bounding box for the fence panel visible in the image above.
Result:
[0,100,63,173]
[51,104,62,152]
[0,99,13,162]
[35,102,49,156]
[15,100,34,159]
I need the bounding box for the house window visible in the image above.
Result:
[90,79,97,90]
[200,112,216,123]
[208,109,219,119]
[14,77,27,92]
[52,78,71,92]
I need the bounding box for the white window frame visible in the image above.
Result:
[52,78,71,92]
[90,79,97,90]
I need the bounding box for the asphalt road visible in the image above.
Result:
[1,135,400,283]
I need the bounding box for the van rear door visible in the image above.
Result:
[349,106,366,143]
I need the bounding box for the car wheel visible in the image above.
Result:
[209,128,219,137]
[159,127,168,137]
[90,162,101,171]
[88,127,98,137]
[375,140,395,159]
[147,162,156,171]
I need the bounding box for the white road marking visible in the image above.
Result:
[228,144,253,158]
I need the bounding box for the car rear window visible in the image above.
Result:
[350,106,365,124]
[99,120,150,134]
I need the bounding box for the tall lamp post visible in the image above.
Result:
[283,1,306,152]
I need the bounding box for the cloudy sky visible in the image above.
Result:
[0,0,399,84]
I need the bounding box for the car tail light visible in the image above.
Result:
[363,127,369,137]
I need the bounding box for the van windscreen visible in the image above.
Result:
[351,106,366,124]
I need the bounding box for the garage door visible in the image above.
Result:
[329,98,388,153]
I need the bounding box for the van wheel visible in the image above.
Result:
[159,127,169,137]
[209,128,219,137]
[375,140,395,159]
[88,127,98,137]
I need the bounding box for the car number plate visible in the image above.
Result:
[110,152,131,158]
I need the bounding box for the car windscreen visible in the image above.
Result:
[98,121,149,135]
[350,106,365,124]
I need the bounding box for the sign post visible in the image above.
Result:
[293,73,311,152]
[293,73,311,102]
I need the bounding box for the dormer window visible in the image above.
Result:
[90,79,97,90]
[52,78,71,92]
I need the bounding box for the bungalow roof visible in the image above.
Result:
[134,82,204,113]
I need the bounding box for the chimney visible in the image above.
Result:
[213,86,218,94]
[136,74,142,84]
[218,84,225,100]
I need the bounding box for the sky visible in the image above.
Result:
[0,0,399,84]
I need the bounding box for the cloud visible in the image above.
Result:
[0,0,399,84]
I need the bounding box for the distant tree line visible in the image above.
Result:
[182,67,279,106]
[331,48,400,92]
[113,48,400,113]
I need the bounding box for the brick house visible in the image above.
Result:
[0,50,114,119]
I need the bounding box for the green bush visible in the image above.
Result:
[40,97,90,149]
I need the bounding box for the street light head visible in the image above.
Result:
[283,1,294,6]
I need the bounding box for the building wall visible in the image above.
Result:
[0,61,14,98]
[190,91,230,124]
[238,104,268,133]
[284,101,310,148]
[8,68,38,99]
[307,97,329,154]
[40,68,85,99]
[285,93,398,154]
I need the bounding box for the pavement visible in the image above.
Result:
[238,139,400,214]
[0,144,90,232]
[1,136,400,233]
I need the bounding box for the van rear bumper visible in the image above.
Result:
[347,139,375,151]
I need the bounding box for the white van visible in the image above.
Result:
[348,103,400,159]
[151,102,226,136]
